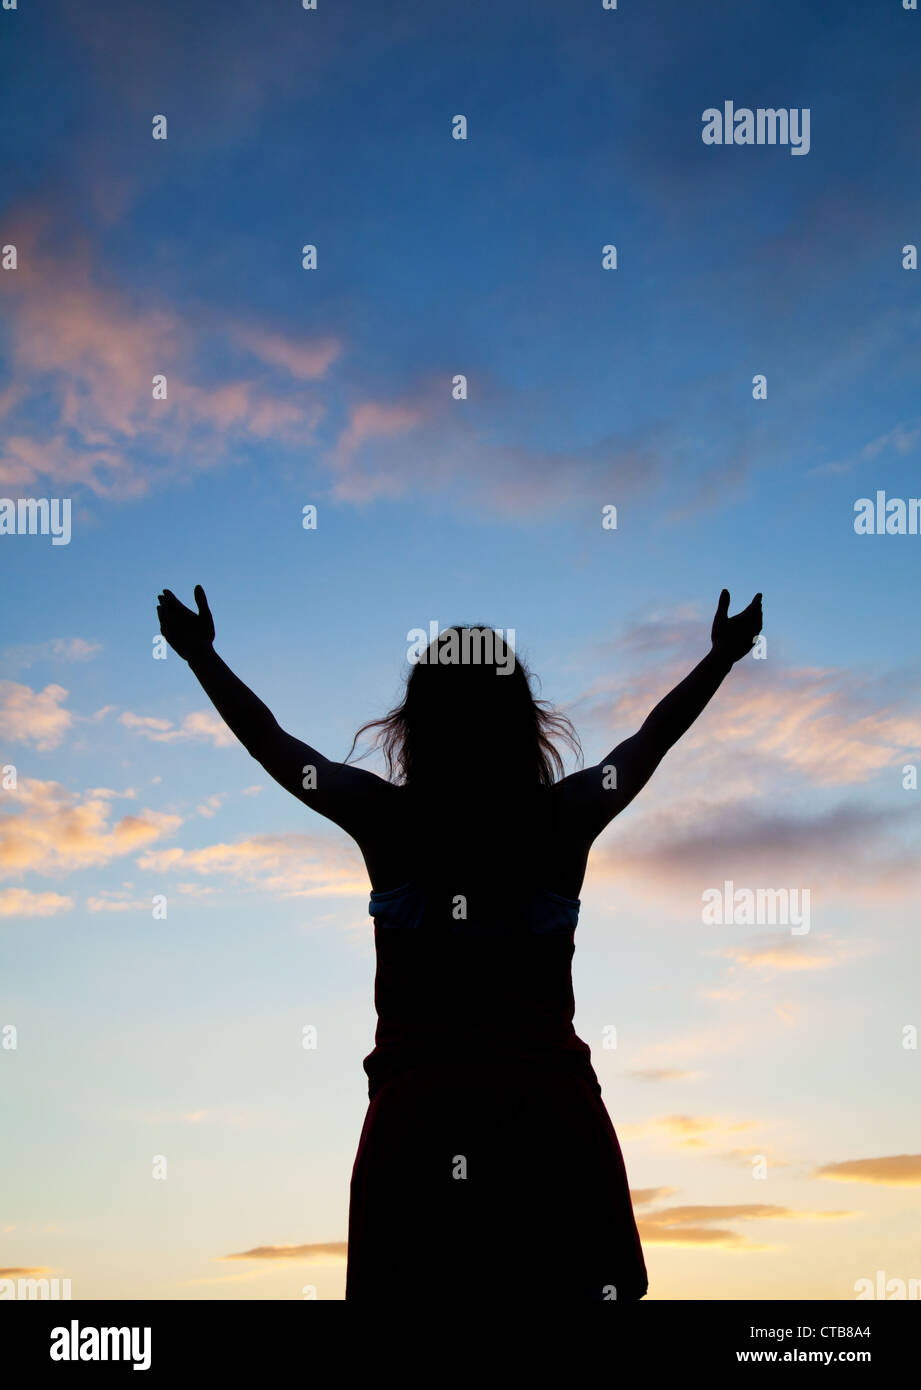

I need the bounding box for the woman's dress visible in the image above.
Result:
[345,879,648,1303]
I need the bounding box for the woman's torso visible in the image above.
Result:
[357,782,599,1096]
[357,779,592,901]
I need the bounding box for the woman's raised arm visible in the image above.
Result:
[156,586,396,840]
[553,590,762,842]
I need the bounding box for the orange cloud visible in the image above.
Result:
[137,832,366,899]
[221,1243,347,1263]
[0,681,72,750]
[0,778,181,877]
[577,617,921,792]
[666,1116,754,1142]
[637,1202,851,1250]
[814,1154,921,1187]
[630,1187,677,1206]
[0,888,74,918]
[716,934,873,972]
[629,1069,700,1083]
[624,1116,790,1170]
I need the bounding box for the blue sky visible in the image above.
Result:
[1,0,920,1299]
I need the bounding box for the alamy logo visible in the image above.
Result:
[702,102,810,155]
[854,1270,921,1300]
[50,1321,151,1370]
[406,621,516,674]
[0,497,72,545]
[702,881,811,935]
[854,492,921,535]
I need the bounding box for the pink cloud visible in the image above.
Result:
[233,327,341,381]
[0,205,334,497]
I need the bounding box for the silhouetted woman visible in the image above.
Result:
[157,585,762,1303]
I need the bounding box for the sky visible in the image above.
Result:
[1,0,920,1301]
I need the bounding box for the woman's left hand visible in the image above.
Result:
[710,588,763,663]
[157,585,216,663]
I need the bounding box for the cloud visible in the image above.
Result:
[814,1155,921,1187]
[221,1242,347,1263]
[0,209,748,522]
[0,888,74,918]
[137,1105,290,1130]
[593,799,917,902]
[137,831,366,899]
[0,778,181,877]
[0,638,100,677]
[324,378,670,517]
[234,327,341,382]
[636,1202,851,1251]
[119,709,237,748]
[577,616,921,790]
[85,891,152,913]
[628,1069,700,1083]
[716,934,873,973]
[0,681,72,750]
[583,628,921,900]
[180,1267,282,1288]
[622,1114,759,1152]
[809,419,921,477]
[0,205,336,499]
[630,1187,677,1206]
[329,399,424,494]
[708,675,921,790]
[175,882,219,898]
[569,620,921,907]
[63,0,347,138]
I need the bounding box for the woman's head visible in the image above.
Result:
[347,625,581,789]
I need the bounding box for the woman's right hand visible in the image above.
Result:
[710,588,763,663]
[157,585,216,663]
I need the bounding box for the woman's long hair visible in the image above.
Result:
[346,626,582,789]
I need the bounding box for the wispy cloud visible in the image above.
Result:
[593,799,917,902]
[715,934,875,973]
[85,890,153,913]
[137,831,366,899]
[119,709,237,748]
[628,1069,701,1083]
[0,204,336,499]
[220,1242,347,1263]
[0,638,101,677]
[636,1202,851,1251]
[577,617,921,789]
[631,1187,677,1206]
[815,1154,921,1187]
